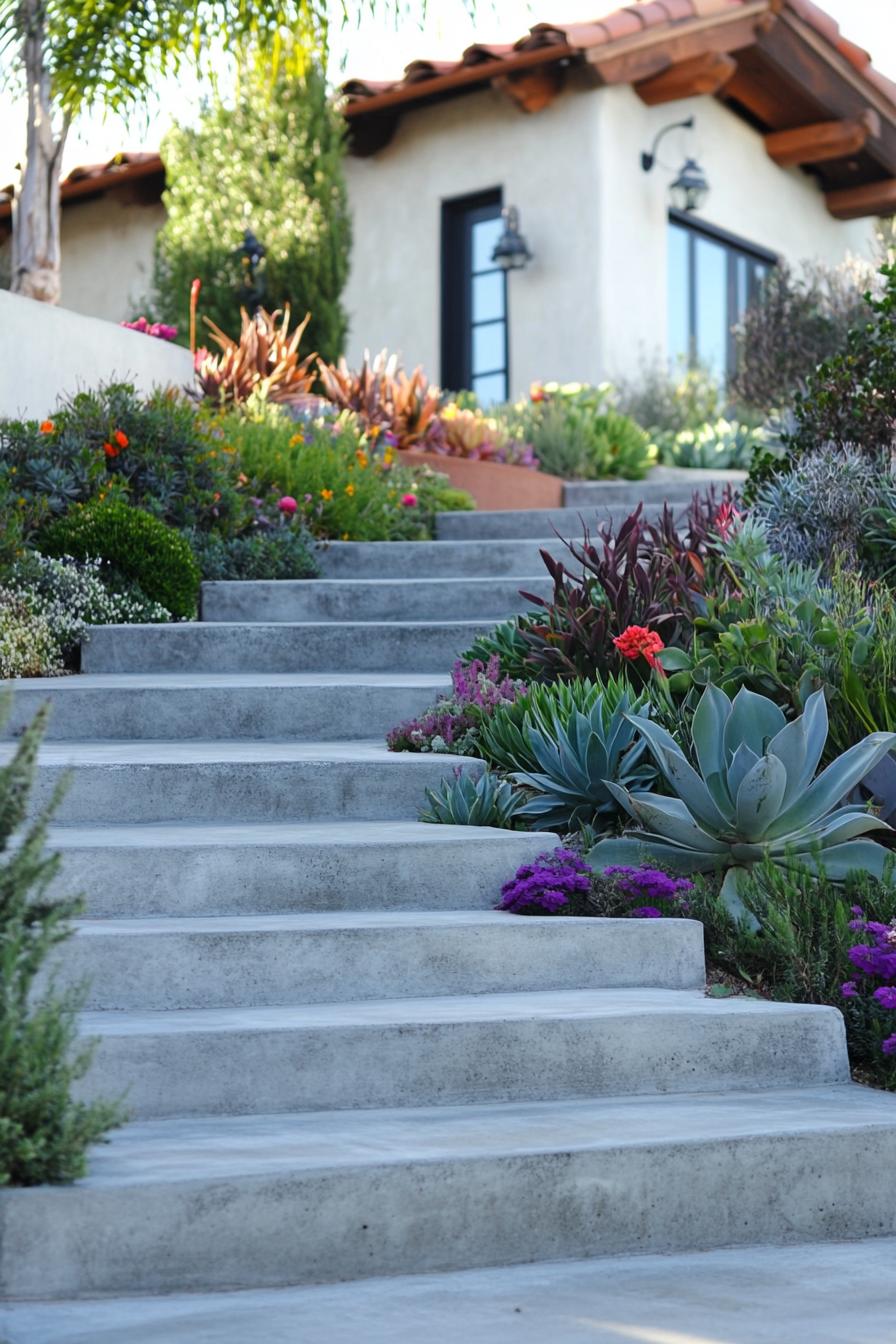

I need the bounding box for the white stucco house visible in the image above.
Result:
[4,0,896,400]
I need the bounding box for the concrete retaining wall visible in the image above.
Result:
[0,290,193,420]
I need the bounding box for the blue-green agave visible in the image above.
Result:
[589,684,896,911]
[511,683,655,832]
[420,769,527,829]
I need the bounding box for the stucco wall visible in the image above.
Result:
[343,80,879,394]
[343,76,604,395]
[0,290,193,420]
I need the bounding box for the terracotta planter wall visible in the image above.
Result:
[402,450,564,511]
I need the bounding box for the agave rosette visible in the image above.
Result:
[590,684,896,909]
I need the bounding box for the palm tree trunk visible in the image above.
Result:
[10,1,68,303]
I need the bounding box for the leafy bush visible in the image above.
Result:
[732,258,874,415]
[0,700,125,1185]
[387,657,526,755]
[0,384,248,536]
[660,418,766,471]
[184,525,318,581]
[517,383,654,480]
[614,362,723,442]
[462,618,534,683]
[0,591,63,678]
[39,502,201,619]
[195,307,317,409]
[153,55,349,363]
[590,683,896,914]
[419,769,527,828]
[6,554,170,667]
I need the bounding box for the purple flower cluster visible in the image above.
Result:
[843,908,896,1057]
[603,866,694,918]
[498,849,592,915]
[121,316,178,341]
[387,656,526,755]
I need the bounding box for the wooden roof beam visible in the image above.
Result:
[766,110,881,167]
[826,178,896,220]
[493,64,566,114]
[636,52,737,107]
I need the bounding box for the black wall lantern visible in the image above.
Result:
[491,206,533,271]
[641,115,709,213]
[235,226,267,312]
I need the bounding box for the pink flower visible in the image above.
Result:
[278,496,298,516]
[401,493,418,508]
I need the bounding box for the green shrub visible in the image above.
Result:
[419,769,528,828]
[153,53,350,363]
[0,700,126,1185]
[510,383,654,480]
[462,618,535,683]
[184,525,319,581]
[39,502,200,619]
[614,361,723,440]
[0,590,63,678]
[0,384,248,536]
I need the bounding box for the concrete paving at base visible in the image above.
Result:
[201,575,551,623]
[3,1086,895,1299]
[61,912,706,1010]
[43,820,551,916]
[6,739,481,823]
[2,1237,889,1344]
[81,619,494,673]
[75,989,848,1120]
[1,671,449,740]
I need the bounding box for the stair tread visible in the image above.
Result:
[79,986,833,1036]
[203,576,546,588]
[44,818,544,848]
[19,1085,894,1189]
[15,739,468,765]
[73,910,603,935]
[8,671,451,691]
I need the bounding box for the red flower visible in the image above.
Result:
[529,382,545,403]
[39,420,55,434]
[191,278,202,300]
[113,429,128,448]
[715,500,739,540]
[613,625,665,672]
[103,442,120,459]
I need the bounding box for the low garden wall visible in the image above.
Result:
[0,291,192,420]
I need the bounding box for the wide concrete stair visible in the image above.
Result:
[3,490,896,1337]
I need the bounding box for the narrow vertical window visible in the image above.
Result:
[442,190,508,403]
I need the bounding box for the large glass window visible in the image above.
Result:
[668,212,775,380]
[442,190,508,403]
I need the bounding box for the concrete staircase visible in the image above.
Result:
[3,495,896,1340]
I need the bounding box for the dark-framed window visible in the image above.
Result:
[441,189,508,403]
[668,210,776,380]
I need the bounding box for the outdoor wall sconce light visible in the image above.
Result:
[491,206,533,271]
[641,115,710,213]
[235,227,267,312]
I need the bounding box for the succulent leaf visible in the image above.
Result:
[723,687,787,759]
[734,754,788,841]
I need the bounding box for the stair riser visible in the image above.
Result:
[31,758,480,824]
[49,832,549,917]
[436,502,692,542]
[81,622,491,674]
[4,1125,892,1299]
[61,921,706,1010]
[78,1009,847,1119]
[201,579,550,624]
[4,683,445,742]
[315,539,567,579]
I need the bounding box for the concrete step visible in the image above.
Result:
[81,620,492,673]
[4,1085,895,1299]
[45,821,551,917]
[436,500,692,542]
[562,466,745,509]
[315,538,568,579]
[61,912,706,1010]
[201,576,550,623]
[2,672,449,741]
[4,1237,890,1343]
[13,741,481,824]
[77,989,848,1119]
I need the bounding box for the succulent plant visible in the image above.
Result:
[419,768,527,829]
[508,681,655,833]
[662,418,767,471]
[589,683,896,914]
[480,675,644,775]
[195,307,316,407]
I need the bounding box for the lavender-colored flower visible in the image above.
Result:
[603,866,694,907]
[841,981,859,999]
[874,986,896,1010]
[630,906,663,919]
[498,848,592,916]
[387,657,527,756]
[882,1035,896,1056]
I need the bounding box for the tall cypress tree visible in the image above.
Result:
[153,54,351,362]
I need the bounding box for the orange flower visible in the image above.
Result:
[529,382,545,403]
[103,442,120,459]
[39,420,55,434]
[368,424,382,440]
[612,625,665,672]
[289,433,304,447]
[113,429,128,448]
[345,483,355,497]
[355,450,369,469]
[320,488,334,501]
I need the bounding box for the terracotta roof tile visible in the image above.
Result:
[594,8,647,40]
[0,151,164,219]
